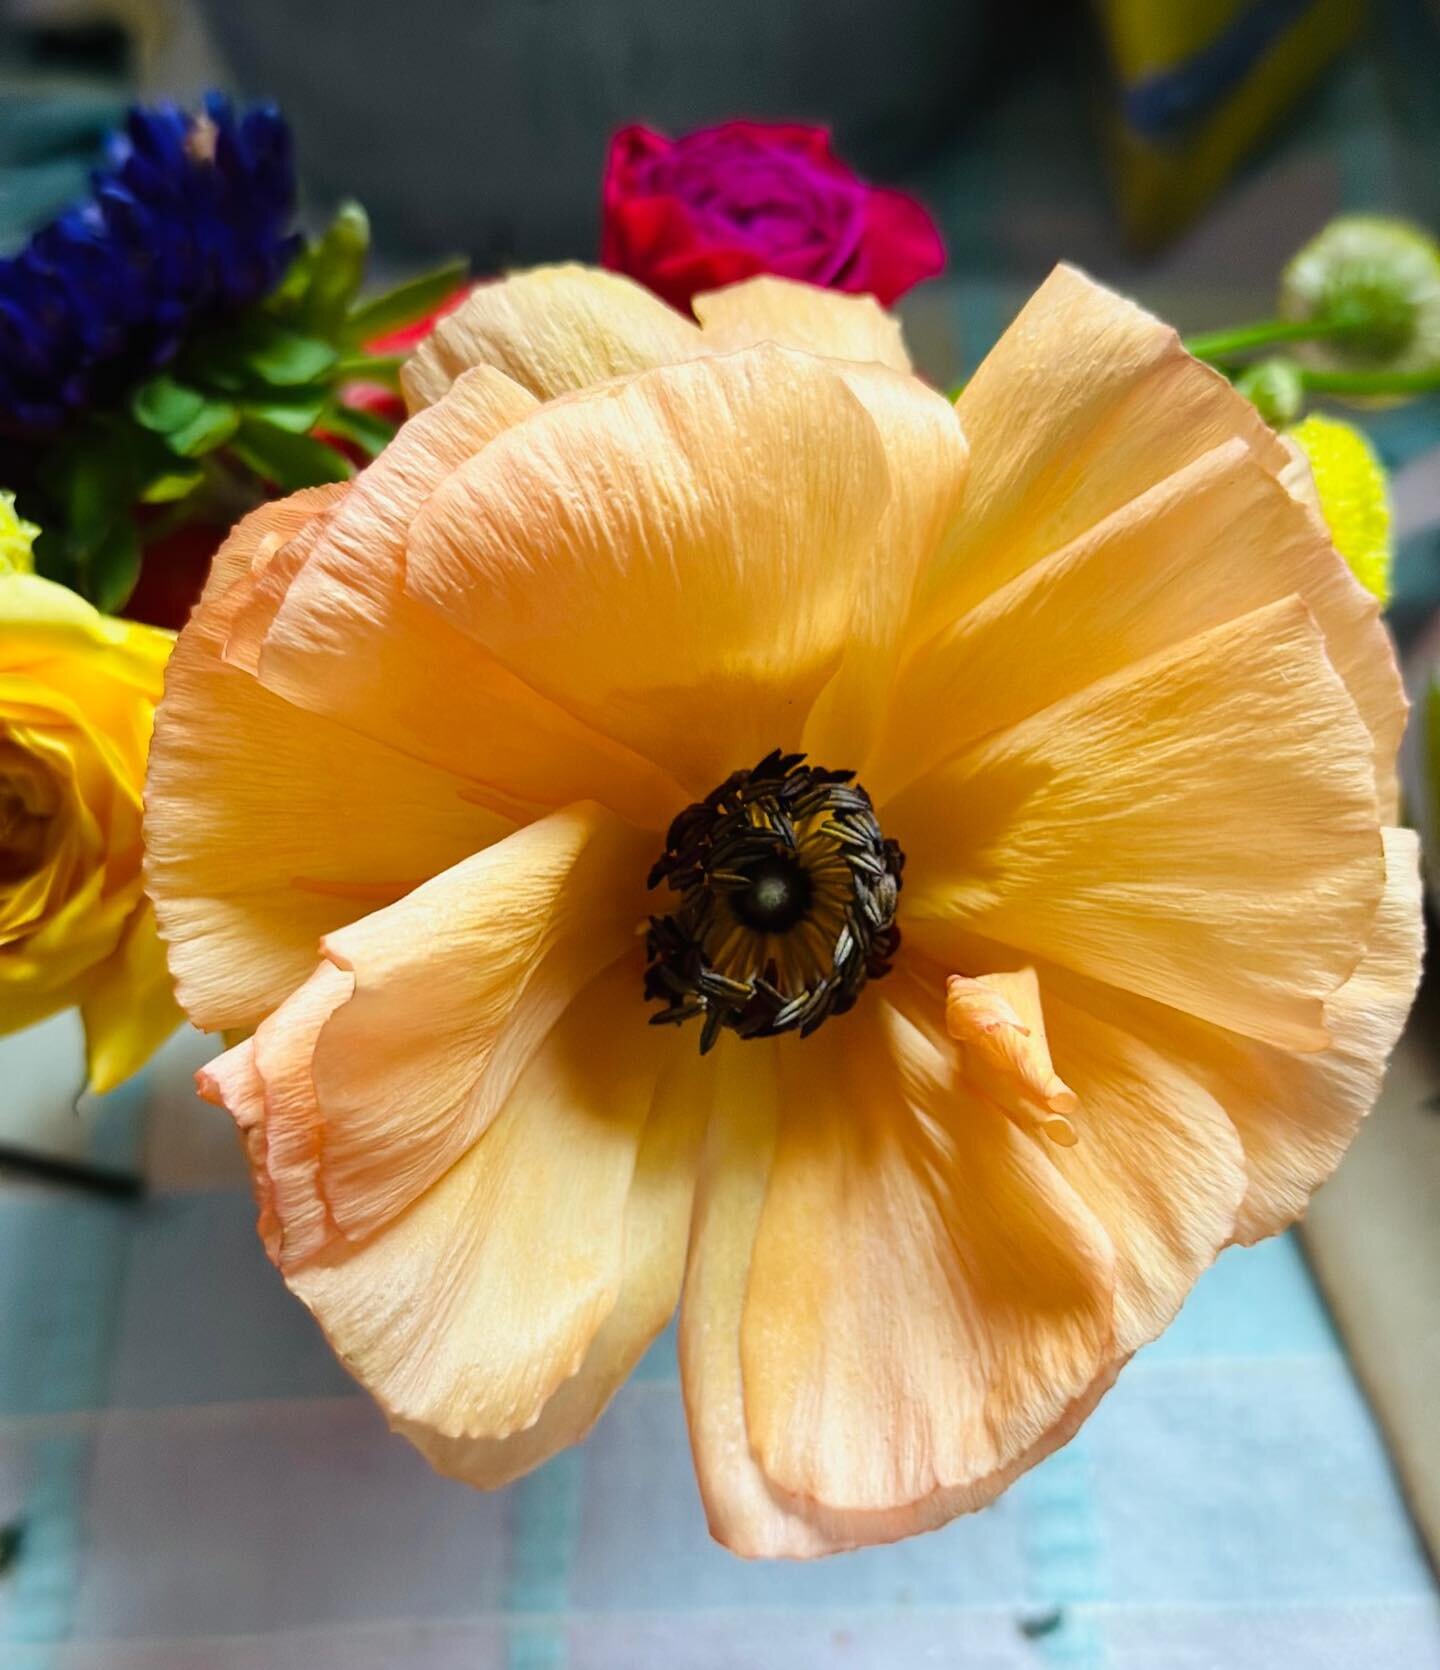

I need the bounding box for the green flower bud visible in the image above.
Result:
[1282,215,1440,376]
[1234,357,1304,426]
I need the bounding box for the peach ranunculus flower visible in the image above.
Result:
[2,573,180,1090]
[145,264,1422,1557]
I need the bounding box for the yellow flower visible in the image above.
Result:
[1283,413,1393,603]
[2,574,181,1091]
[0,491,38,573]
[146,264,1420,1556]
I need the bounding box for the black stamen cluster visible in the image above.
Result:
[644,749,904,1053]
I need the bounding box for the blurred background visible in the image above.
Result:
[0,2,1435,287]
[6,0,1440,615]
[2,2,1439,1666]
[0,1,1437,385]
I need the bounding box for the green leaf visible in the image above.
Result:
[89,517,142,613]
[131,375,207,435]
[228,419,353,490]
[239,390,330,434]
[139,467,205,504]
[244,327,339,386]
[331,351,406,388]
[264,239,318,314]
[197,322,340,391]
[324,402,397,457]
[28,419,160,606]
[300,201,371,335]
[31,524,76,588]
[45,425,145,538]
[165,399,240,458]
[346,258,468,344]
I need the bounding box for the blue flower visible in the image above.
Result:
[0,93,299,439]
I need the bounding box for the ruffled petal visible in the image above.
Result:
[405,344,893,795]
[871,439,1405,814]
[741,1004,1114,1512]
[398,1035,708,1489]
[801,363,969,766]
[222,364,538,674]
[1035,997,1247,1349]
[916,264,1292,638]
[145,495,514,1033]
[897,597,1384,1052]
[251,959,355,1264]
[283,963,675,1449]
[692,276,913,371]
[400,264,703,411]
[679,1016,1116,1555]
[944,966,1078,1145]
[273,804,653,1259]
[921,954,1247,1351]
[232,365,684,829]
[197,1035,281,1262]
[1043,826,1422,1244]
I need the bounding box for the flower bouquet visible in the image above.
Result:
[1,97,1432,1555]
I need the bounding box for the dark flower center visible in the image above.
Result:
[0,767,57,886]
[644,750,904,1053]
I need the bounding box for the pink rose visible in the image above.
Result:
[601,121,944,311]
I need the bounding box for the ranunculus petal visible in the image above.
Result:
[679,1016,1116,1555]
[286,962,676,1448]
[400,264,703,412]
[405,345,893,795]
[222,364,539,676]
[693,275,913,372]
[923,954,1247,1350]
[1225,824,1423,1238]
[871,439,1405,813]
[922,824,1420,1256]
[989,980,1247,1352]
[197,959,355,1268]
[197,1035,281,1262]
[897,597,1384,1052]
[1051,826,1423,1244]
[203,486,346,604]
[741,1004,1114,1514]
[801,363,969,766]
[233,365,684,829]
[398,1035,708,1489]
[250,959,355,1265]
[943,966,1078,1145]
[297,804,654,1251]
[145,494,514,1033]
[915,264,1292,638]
[679,1041,830,1556]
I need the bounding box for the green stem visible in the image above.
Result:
[1302,366,1440,396]
[1183,317,1340,361]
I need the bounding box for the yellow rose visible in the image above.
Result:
[1,574,181,1091]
